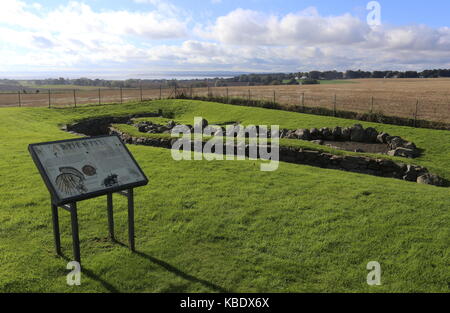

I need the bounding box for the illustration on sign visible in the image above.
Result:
[29,136,148,205]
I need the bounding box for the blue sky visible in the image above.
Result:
[77,0,450,28]
[1,0,450,78]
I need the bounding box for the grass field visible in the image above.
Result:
[1,79,449,125]
[0,99,449,293]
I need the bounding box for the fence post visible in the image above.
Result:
[18,91,21,107]
[414,99,419,127]
[174,85,177,98]
[273,90,276,103]
[226,88,229,103]
[333,94,337,116]
[159,85,162,100]
[73,90,77,108]
[140,86,143,102]
[248,89,251,101]
[98,88,101,105]
[48,90,51,108]
[302,92,305,111]
[370,96,374,113]
[190,86,193,98]
[207,86,210,98]
[120,87,123,104]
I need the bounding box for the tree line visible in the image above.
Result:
[20,68,450,88]
[230,69,450,84]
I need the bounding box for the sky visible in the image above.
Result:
[1,0,450,78]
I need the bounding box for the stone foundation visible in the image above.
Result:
[63,116,447,187]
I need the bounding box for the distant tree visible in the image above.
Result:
[404,71,419,78]
[322,70,343,80]
[215,80,227,87]
[309,71,322,80]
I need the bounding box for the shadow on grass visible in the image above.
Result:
[134,250,230,293]
[61,254,120,293]
[61,239,229,293]
[113,239,230,293]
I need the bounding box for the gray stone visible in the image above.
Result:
[365,127,379,142]
[285,130,296,139]
[321,127,334,140]
[295,128,311,140]
[387,136,405,150]
[310,128,320,139]
[341,156,362,170]
[332,127,342,140]
[403,165,418,182]
[387,147,417,158]
[377,132,389,144]
[350,125,367,142]
[417,174,445,186]
[341,127,351,141]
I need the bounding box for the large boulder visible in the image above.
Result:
[387,136,406,150]
[403,165,419,182]
[310,128,320,140]
[320,128,334,140]
[377,132,389,144]
[332,127,342,140]
[365,127,379,143]
[350,124,367,142]
[417,174,446,187]
[295,129,311,141]
[387,147,418,158]
[284,130,296,139]
[341,127,351,141]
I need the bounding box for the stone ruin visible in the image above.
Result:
[64,116,447,187]
[280,124,420,158]
[134,121,421,159]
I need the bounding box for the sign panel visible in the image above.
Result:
[29,135,148,205]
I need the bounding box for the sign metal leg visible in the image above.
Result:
[106,193,115,241]
[127,189,135,252]
[51,203,62,256]
[70,203,81,264]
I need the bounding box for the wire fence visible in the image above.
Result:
[1,85,449,124]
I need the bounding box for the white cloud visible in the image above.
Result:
[0,0,189,69]
[200,8,369,46]
[1,2,450,73]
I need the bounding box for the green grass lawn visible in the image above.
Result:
[0,100,449,293]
